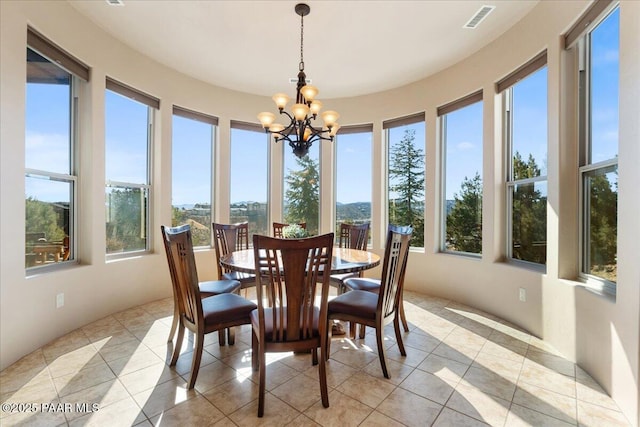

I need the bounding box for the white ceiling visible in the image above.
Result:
[68,0,539,99]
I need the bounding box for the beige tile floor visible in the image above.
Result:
[0,289,632,427]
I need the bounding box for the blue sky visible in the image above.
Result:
[26,8,619,207]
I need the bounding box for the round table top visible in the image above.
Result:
[220,247,380,275]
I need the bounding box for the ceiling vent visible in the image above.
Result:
[105,0,124,6]
[463,5,495,29]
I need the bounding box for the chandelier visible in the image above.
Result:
[257,3,340,158]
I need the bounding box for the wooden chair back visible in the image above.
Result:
[161,224,203,329]
[378,225,412,322]
[272,222,307,238]
[253,233,333,345]
[213,222,249,277]
[338,222,370,250]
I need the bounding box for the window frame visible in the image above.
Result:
[333,124,373,245]
[105,78,157,258]
[229,120,271,241]
[171,105,218,248]
[574,3,619,296]
[25,29,88,272]
[383,112,426,249]
[499,52,548,270]
[438,91,484,256]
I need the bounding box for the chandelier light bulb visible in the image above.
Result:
[303,127,312,141]
[272,93,290,110]
[269,123,285,137]
[292,103,310,121]
[309,100,322,116]
[321,110,339,127]
[329,123,341,137]
[300,85,319,102]
[257,112,276,128]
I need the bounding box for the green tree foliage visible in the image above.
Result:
[25,197,65,242]
[446,172,482,253]
[284,155,319,235]
[106,188,146,253]
[512,152,547,264]
[388,129,425,246]
[588,171,617,280]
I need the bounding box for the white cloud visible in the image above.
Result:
[456,142,474,151]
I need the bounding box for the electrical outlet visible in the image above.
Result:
[56,293,64,308]
[519,288,526,302]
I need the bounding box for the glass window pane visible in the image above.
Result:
[25,176,71,267]
[335,131,372,239]
[443,102,483,254]
[590,8,619,164]
[230,128,269,239]
[511,181,547,264]
[512,67,548,179]
[283,144,320,236]
[106,186,148,254]
[388,122,425,247]
[105,90,149,184]
[583,166,617,283]
[26,49,71,175]
[172,115,213,247]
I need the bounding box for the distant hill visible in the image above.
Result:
[336,202,371,221]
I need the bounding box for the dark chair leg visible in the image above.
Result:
[251,330,259,372]
[400,299,409,332]
[218,329,226,346]
[187,332,204,389]
[257,347,267,417]
[227,326,236,345]
[168,304,179,342]
[375,324,389,379]
[394,316,407,356]
[170,323,185,366]
[319,337,329,408]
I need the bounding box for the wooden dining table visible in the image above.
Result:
[219,247,381,276]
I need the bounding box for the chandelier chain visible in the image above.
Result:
[299,12,304,71]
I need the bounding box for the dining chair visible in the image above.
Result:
[161,225,257,389]
[162,225,243,345]
[272,221,307,238]
[330,222,370,294]
[213,222,256,294]
[343,224,412,337]
[250,232,334,417]
[326,225,412,379]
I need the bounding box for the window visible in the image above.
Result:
[439,91,483,255]
[25,29,89,270]
[499,52,548,266]
[335,124,373,242]
[283,137,320,236]
[105,79,158,255]
[569,4,619,290]
[230,121,269,240]
[384,113,425,248]
[172,106,217,247]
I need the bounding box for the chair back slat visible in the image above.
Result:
[338,223,370,250]
[213,222,249,277]
[162,225,203,328]
[254,233,333,342]
[378,225,412,320]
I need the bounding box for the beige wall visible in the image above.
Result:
[1,1,638,425]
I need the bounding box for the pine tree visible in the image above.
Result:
[511,152,546,263]
[284,155,320,235]
[446,172,482,253]
[388,129,425,246]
